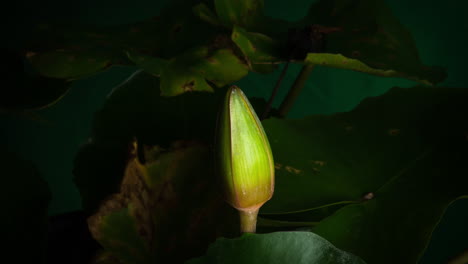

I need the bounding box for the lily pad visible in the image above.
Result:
[126,51,168,77]
[27,49,113,79]
[88,142,238,264]
[189,48,248,88]
[261,86,468,214]
[298,0,446,85]
[161,67,214,95]
[312,148,468,264]
[159,46,248,96]
[186,231,366,264]
[258,86,468,263]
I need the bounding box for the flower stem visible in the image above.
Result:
[239,208,259,233]
[261,62,290,120]
[278,64,315,117]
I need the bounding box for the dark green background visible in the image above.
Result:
[1,0,466,263]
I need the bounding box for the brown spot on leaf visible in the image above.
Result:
[212,35,231,48]
[274,163,283,170]
[183,80,195,92]
[130,27,140,33]
[250,44,257,52]
[207,57,218,64]
[310,160,326,166]
[67,55,75,62]
[285,166,302,174]
[388,129,400,136]
[25,51,36,58]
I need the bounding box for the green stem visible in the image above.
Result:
[261,62,290,120]
[239,208,259,233]
[278,64,315,117]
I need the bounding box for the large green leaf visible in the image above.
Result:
[27,49,113,79]
[312,149,468,264]
[159,46,248,96]
[88,142,238,264]
[126,51,168,77]
[129,40,249,96]
[186,231,366,264]
[259,86,468,263]
[299,0,446,85]
[0,148,51,264]
[262,86,468,214]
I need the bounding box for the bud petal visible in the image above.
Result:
[217,86,275,212]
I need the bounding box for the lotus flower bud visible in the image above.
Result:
[216,86,275,233]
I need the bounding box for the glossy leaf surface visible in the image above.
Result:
[259,86,468,263]
[187,231,366,264]
[262,86,468,214]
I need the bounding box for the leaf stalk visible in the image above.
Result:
[278,64,315,117]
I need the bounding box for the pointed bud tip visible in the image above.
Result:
[217,85,275,211]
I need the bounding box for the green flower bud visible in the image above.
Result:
[216,86,275,233]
